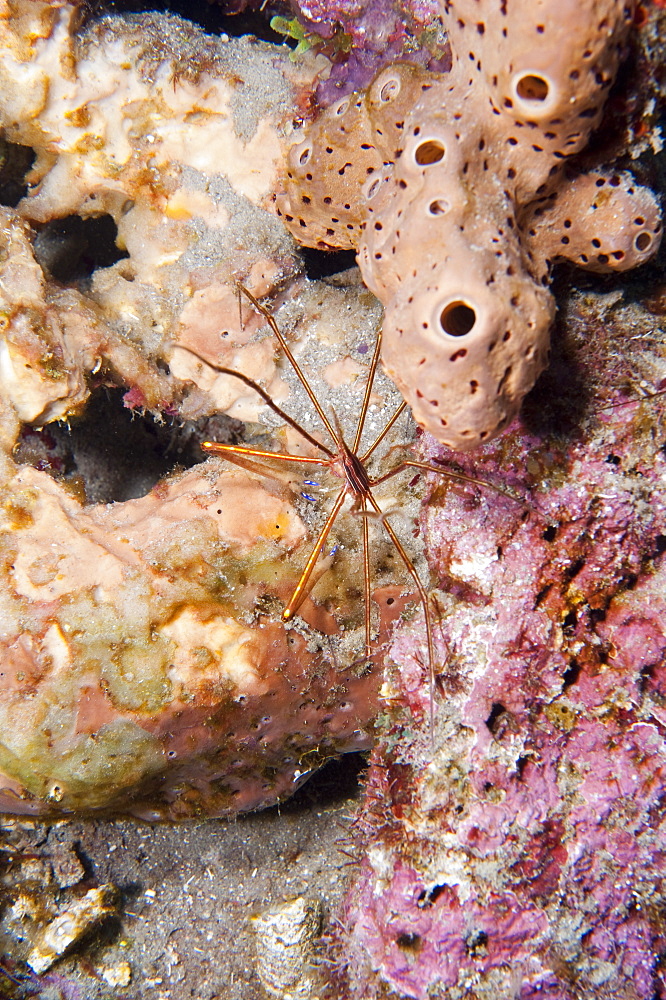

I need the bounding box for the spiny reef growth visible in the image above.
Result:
[278,0,663,450]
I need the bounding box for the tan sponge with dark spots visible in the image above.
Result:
[278,0,662,450]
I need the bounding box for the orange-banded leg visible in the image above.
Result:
[198,285,533,739]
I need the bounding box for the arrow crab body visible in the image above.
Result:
[199,286,523,734]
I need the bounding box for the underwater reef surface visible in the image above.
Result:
[278,0,662,452]
[281,0,450,102]
[0,1,663,997]
[281,1,666,997]
[338,280,666,998]
[0,2,408,820]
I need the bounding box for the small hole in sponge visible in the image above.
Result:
[516,74,549,102]
[414,139,445,165]
[440,301,476,337]
[428,198,450,215]
[635,232,651,251]
[379,77,400,102]
[396,932,421,952]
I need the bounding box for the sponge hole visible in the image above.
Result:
[439,301,476,337]
[379,76,401,102]
[414,139,445,166]
[511,71,555,115]
[428,198,450,216]
[635,232,651,252]
[333,98,350,117]
[516,73,549,102]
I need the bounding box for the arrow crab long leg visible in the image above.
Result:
[197,285,528,737]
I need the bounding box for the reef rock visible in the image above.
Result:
[334,275,666,998]
[0,0,321,424]
[278,0,663,450]
[0,458,387,818]
[0,2,403,818]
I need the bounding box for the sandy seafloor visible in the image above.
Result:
[0,753,366,999]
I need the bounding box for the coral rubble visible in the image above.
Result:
[253,896,324,999]
[27,884,119,974]
[278,0,663,450]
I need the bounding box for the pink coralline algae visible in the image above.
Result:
[278,0,663,451]
[334,283,666,998]
[283,0,448,101]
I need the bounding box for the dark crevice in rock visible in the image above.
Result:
[0,139,35,207]
[33,214,129,285]
[301,245,359,280]
[81,0,288,43]
[561,660,581,689]
[14,387,244,504]
[485,701,507,735]
[274,751,368,814]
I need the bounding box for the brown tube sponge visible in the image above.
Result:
[523,170,663,273]
[277,0,662,450]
